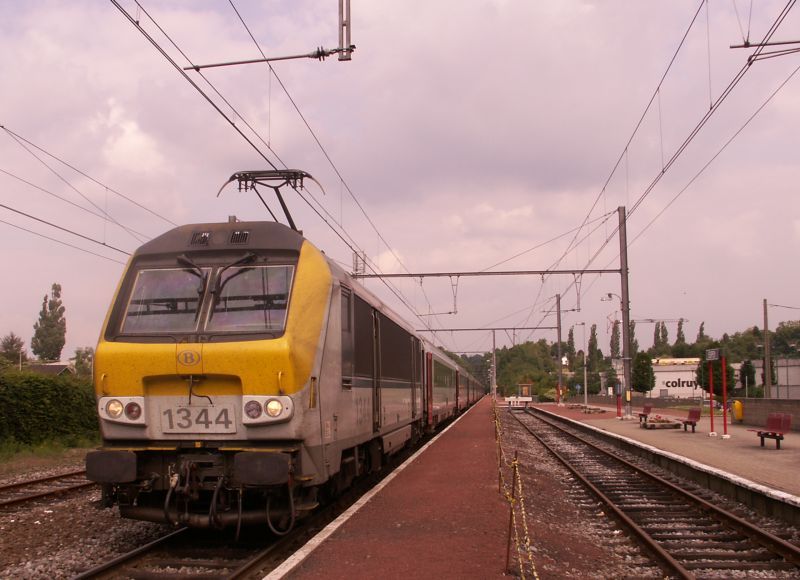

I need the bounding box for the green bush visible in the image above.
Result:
[0,372,98,446]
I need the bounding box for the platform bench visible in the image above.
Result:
[682,408,702,433]
[748,413,792,449]
[638,404,652,424]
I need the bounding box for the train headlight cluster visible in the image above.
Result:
[99,396,146,426]
[242,395,293,425]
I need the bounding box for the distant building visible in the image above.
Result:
[25,362,75,377]
[651,358,701,398]
[611,357,702,399]
[752,359,800,400]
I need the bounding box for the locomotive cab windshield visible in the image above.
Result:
[115,252,296,341]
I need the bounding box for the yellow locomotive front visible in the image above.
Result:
[86,220,332,530]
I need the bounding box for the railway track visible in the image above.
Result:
[75,429,426,579]
[512,408,800,579]
[73,526,293,579]
[75,483,363,579]
[0,469,95,509]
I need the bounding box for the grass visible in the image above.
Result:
[0,434,99,465]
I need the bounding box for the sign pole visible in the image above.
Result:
[721,354,730,439]
[708,361,717,437]
[706,349,720,437]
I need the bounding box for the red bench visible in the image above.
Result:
[682,408,701,433]
[748,413,792,449]
[638,404,652,424]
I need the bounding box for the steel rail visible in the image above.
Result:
[520,408,800,571]
[508,411,692,579]
[0,470,95,508]
[0,468,86,492]
[72,528,189,579]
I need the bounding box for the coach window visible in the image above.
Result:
[378,312,412,382]
[353,295,374,378]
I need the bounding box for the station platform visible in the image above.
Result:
[535,402,800,499]
[270,396,508,579]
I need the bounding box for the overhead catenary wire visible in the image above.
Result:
[0,202,132,256]
[0,166,151,240]
[627,0,795,219]
[0,125,177,228]
[2,126,148,244]
[627,55,800,250]
[0,218,127,265]
[548,0,707,275]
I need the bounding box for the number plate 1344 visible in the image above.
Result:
[161,404,236,434]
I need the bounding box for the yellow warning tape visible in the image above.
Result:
[492,400,540,580]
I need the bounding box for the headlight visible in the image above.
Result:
[125,402,142,420]
[245,400,263,419]
[106,399,124,418]
[265,399,283,417]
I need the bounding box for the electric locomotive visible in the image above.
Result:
[86,181,483,531]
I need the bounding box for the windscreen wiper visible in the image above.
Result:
[177,254,209,321]
[177,254,209,295]
[211,252,258,308]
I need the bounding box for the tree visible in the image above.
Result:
[1,332,28,366]
[604,365,619,394]
[649,321,671,357]
[739,360,756,392]
[566,327,576,370]
[761,357,776,387]
[660,322,669,349]
[697,321,707,342]
[31,283,67,362]
[773,320,800,358]
[587,324,600,371]
[71,347,94,377]
[587,370,602,394]
[631,352,655,394]
[629,321,639,356]
[675,318,686,346]
[610,320,620,358]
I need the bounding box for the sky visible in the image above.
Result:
[2,0,800,362]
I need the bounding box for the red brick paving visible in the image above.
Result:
[287,396,509,579]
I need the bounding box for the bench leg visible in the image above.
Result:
[760,436,765,447]
[776,438,781,450]
[691,424,696,433]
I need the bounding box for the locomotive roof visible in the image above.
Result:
[134,220,304,257]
